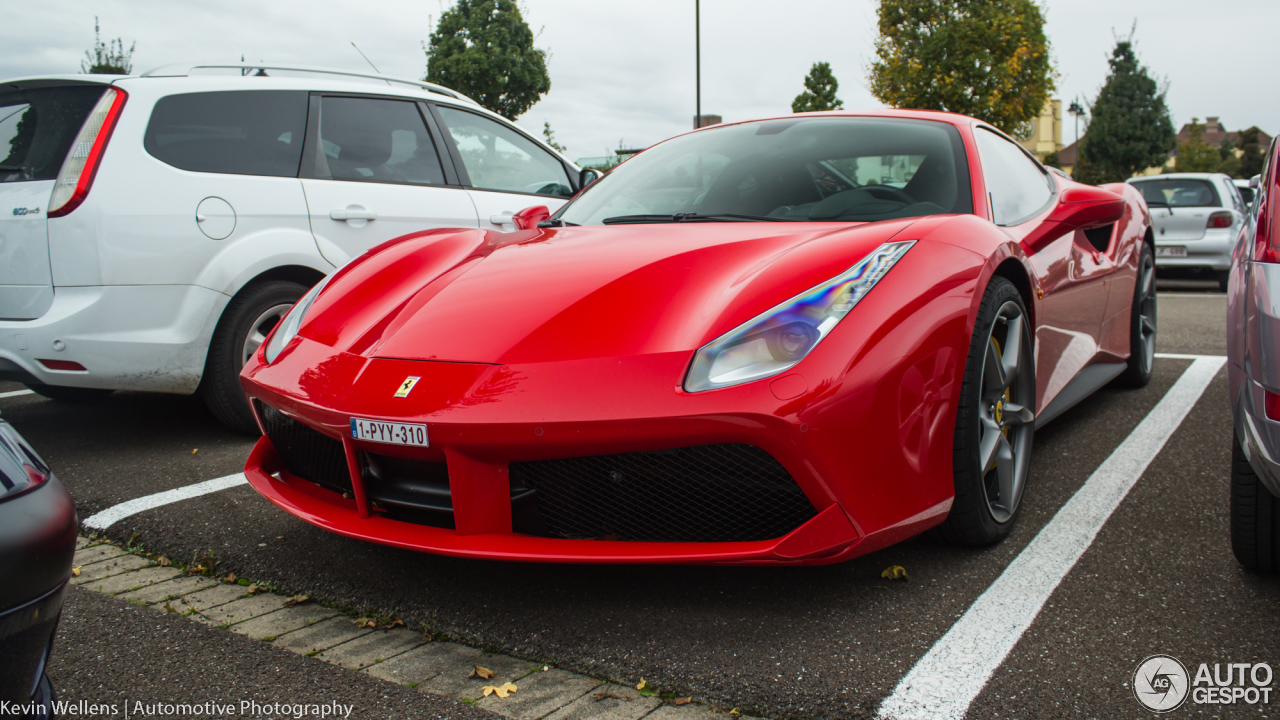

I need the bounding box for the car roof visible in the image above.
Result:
[1127,173,1228,182]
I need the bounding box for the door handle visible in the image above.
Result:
[330,209,378,221]
[490,211,515,226]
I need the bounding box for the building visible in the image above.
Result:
[1017,100,1064,163]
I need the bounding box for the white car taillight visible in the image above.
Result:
[47,86,127,218]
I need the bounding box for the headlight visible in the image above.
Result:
[262,274,332,364]
[684,240,914,392]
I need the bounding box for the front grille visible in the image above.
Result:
[256,401,352,495]
[363,453,454,529]
[509,444,816,543]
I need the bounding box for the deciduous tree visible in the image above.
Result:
[792,62,843,113]
[424,0,550,120]
[1075,39,1174,184]
[1175,119,1221,174]
[81,17,134,75]
[542,121,566,154]
[1238,127,1265,179]
[868,0,1055,135]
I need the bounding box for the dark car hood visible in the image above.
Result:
[301,220,920,366]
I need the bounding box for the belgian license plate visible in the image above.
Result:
[1156,246,1187,258]
[350,417,429,447]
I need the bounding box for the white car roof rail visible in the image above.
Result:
[139,63,478,105]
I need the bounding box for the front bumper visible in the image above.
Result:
[242,333,958,565]
[0,285,228,394]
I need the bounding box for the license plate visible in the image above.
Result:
[1156,246,1187,258]
[350,418,429,447]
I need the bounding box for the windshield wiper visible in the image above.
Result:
[537,218,579,228]
[602,212,789,225]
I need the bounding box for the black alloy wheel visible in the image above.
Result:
[935,276,1036,545]
[1118,243,1157,387]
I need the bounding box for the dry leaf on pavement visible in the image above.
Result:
[881,565,909,581]
[246,584,261,594]
[470,665,495,679]
[481,682,518,698]
[71,566,81,577]
[593,692,632,702]
[225,573,237,583]
[157,557,171,567]
[672,697,692,706]
[284,595,309,607]
[636,679,655,697]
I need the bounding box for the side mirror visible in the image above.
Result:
[512,205,550,230]
[579,167,602,191]
[1047,185,1127,230]
[1251,174,1261,189]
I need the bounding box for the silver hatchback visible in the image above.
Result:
[1128,173,1247,291]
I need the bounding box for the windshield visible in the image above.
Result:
[1131,178,1222,208]
[556,117,972,225]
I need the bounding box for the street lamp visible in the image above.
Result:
[1068,98,1086,146]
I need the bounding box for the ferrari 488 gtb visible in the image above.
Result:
[240,110,1155,565]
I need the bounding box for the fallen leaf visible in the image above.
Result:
[672,697,692,706]
[157,556,171,567]
[191,448,198,455]
[636,679,655,697]
[284,595,309,607]
[881,565,909,581]
[388,617,404,628]
[730,709,741,716]
[225,573,237,583]
[71,566,81,577]
[353,618,377,629]
[593,692,631,702]
[470,665,495,680]
[275,536,283,539]
[162,601,177,614]
[246,584,261,594]
[481,682,518,699]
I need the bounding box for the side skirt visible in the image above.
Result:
[1034,362,1127,430]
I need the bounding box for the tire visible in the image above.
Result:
[1117,243,1156,388]
[1216,269,1230,293]
[1230,436,1280,573]
[200,280,307,434]
[25,384,114,402]
[934,276,1036,545]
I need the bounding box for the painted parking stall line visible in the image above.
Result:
[878,355,1226,720]
[83,473,249,530]
[0,389,33,399]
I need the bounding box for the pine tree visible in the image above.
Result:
[542,121,566,154]
[425,0,550,120]
[80,17,134,75]
[792,62,843,113]
[868,0,1056,135]
[1076,39,1175,184]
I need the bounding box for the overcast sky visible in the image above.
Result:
[4,0,1276,160]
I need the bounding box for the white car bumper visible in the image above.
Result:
[0,285,228,394]
[1154,227,1236,271]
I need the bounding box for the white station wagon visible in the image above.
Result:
[0,64,584,432]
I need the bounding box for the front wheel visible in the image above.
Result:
[934,276,1036,546]
[1230,436,1280,573]
[200,280,307,434]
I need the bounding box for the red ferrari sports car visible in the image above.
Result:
[240,110,1155,565]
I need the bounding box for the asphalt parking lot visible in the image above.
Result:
[4,288,1276,720]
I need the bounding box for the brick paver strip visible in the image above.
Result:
[363,641,483,685]
[70,555,150,585]
[316,628,423,670]
[477,668,599,720]
[72,544,126,566]
[270,616,374,655]
[229,604,340,641]
[119,575,219,605]
[543,683,662,720]
[420,652,540,701]
[69,538,752,720]
[195,593,286,626]
[90,566,183,595]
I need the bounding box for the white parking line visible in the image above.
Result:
[878,355,1226,720]
[82,473,248,530]
[0,389,34,399]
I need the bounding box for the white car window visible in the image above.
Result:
[975,128,1054,226]
[435,105,572,198]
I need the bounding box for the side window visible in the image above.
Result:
[311,97,445,186]
[145,91,308,177]
[435,105,572,198]
[975,128,1055,226]
[1,86,106,183]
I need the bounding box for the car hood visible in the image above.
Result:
[300,220,921,366]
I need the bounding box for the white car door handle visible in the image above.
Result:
[490,212,515,226]
[330,209,378,221]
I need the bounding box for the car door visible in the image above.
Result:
[299,94,479,267]
[973,127,1116,412]
[429,104,573,230]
